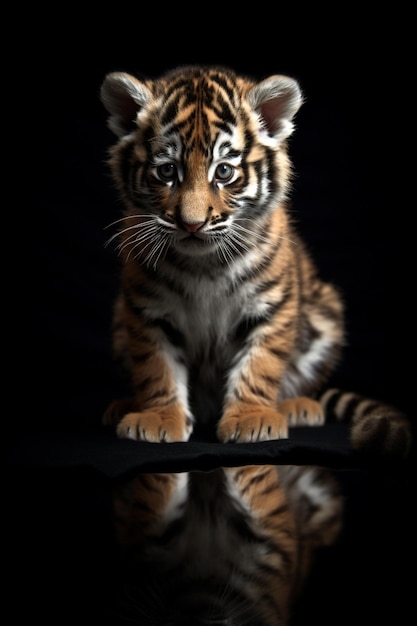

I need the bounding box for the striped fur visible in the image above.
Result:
[100,64,412,458]
[112,464,343,625]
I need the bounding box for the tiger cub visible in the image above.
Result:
[100,64,412,458]
[111,464,343,625]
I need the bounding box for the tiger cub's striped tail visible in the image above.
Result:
[319,388,413,460]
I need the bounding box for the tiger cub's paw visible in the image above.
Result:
[105,403,192,443]
[277,397,324,427]
[217,403,288,443]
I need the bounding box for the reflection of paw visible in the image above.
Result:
[217,404,288,443]
[116,407,192,443]
[278,397,324,427]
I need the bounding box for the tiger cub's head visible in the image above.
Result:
[101,65,303,265]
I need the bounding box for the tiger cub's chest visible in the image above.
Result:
[155,271,266,361]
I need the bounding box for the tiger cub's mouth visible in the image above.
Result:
[174,230,218,254]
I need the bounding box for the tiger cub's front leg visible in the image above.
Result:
[104,321,193,443]
[216,336,324,443]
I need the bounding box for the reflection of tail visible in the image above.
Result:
[319,388,413,459]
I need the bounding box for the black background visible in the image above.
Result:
[15,10,415,625]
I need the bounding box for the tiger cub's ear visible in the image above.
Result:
[247,75,303,144]
[100,72,152,137]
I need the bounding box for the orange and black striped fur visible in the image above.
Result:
[100,64,412,457]
[112,464,343,625]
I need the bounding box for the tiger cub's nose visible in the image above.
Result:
[181,221,205,233]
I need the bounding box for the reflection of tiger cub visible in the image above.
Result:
[111,464,343,625]
[100,64,412,458]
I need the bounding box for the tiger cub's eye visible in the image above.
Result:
[157,162,177,182]
[214,163,234,182]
